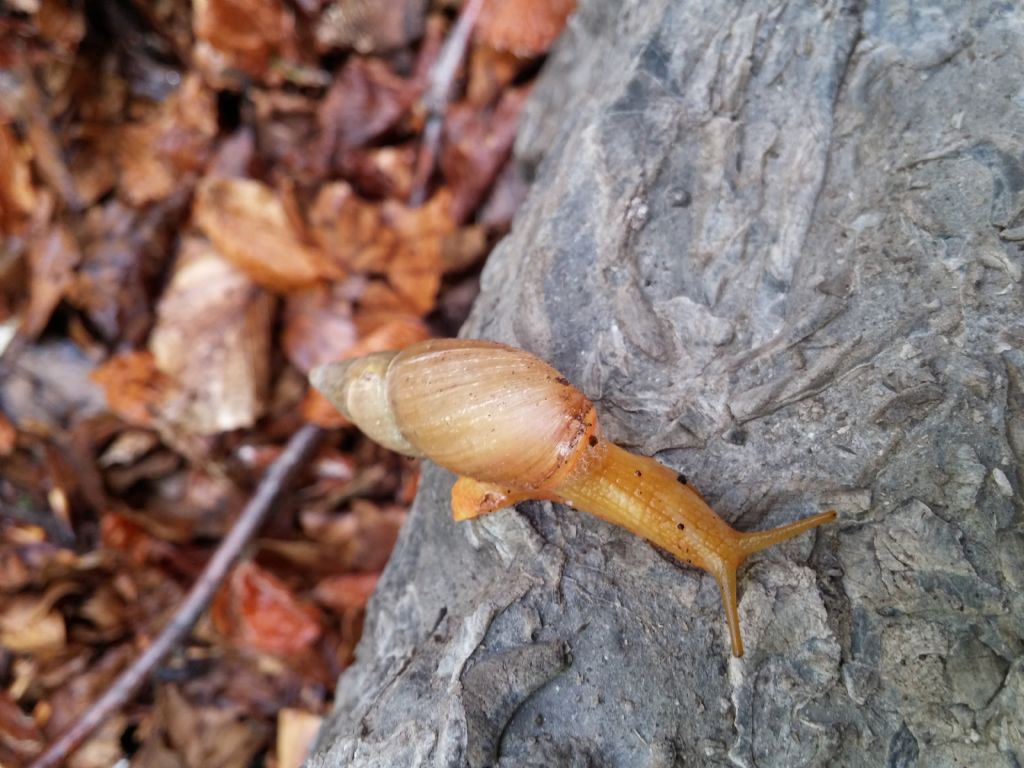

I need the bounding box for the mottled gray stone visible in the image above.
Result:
[307,1,1024,766]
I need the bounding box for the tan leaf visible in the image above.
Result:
[275,708,322,768]
[150,237,273,434]
[476,0,577,56]
[194,177,338,291]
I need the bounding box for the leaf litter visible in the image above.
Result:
[0,0,576,765]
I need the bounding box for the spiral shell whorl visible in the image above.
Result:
[309,352,422,457]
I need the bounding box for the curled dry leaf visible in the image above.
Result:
[276,708,323,768]
[156,684,268,768]
[314,0,427,54]
[475,0,577,57]
[149,237,273,435]
[0,584,74,655]
[20,223,80,340]
[68,198,184,345]
[0,122,37,234]
[309,184,452,316]
[194,176,339,291]
[118,74,218,206]
[316,56,417,158]
[193,0,296,78]
[90,351,173,429]
[0,688,44,765]
[213,561,323,655]
[0,412,16,456]
[338,144,416,200]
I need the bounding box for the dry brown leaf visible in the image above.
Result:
[91,351,173,428]
[149,237,273,435]
[0,584,75,655]
[316,56,416,155]
[476,0,577,56]
[0,688,44,765]
[160,684,268,768]
[300,500,405,571]
[0,411,17,457]
[0,122,37,234]
[313,572,378,613]
[213,561,323,655]
[338,144,416,200]
[67,716,127,768]
[194,176,339,291]
[193,0,295,78]
[314,0,427,54]
[309,182,393,273]
[275,708,322,768]
[442,86,530,223]
[467,44,523,106]
[34,0,86,53]
[68,198,182,345]
[281,283,358,374]
[20,223,80,339]
[118,76,217,206]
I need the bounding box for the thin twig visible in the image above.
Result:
[409,0,485,206]
[28,424,323,768]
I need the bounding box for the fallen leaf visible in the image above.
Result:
[275,708,322,768]
[309,181,394,273]
[0,688,43,763]
[313,572,378,613]
[193,0,295,78]
[338,144,416,200]
[149,237,273,434]
[20,223,81,339]
[194,177,338,291]
[0,122,37,234]
[0,584,75,655]
[160,684,268,768]
[91,351,172,428]
[281,283,358,374]
[442,86,530,223]
[475,0,577,57]
[0,411,16,456]
[316,56,416,156]
[314,0,427,54]
[213,561,323,655]
[299,500,405,571]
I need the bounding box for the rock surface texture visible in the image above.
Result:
[307,1,1024,766]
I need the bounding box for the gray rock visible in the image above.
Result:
[307,0,1024,766]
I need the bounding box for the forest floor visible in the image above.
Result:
[0,1,573,765]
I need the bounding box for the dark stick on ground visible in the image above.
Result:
[28,423,324,768]
[409,0,484,207]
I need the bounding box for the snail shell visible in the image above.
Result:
[310,339,598,489]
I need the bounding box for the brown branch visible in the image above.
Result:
[409,0,485,206]
[28,423,324,768]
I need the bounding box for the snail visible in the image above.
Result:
[310,339,836,656]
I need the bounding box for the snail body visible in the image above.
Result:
[311,339,835,657]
